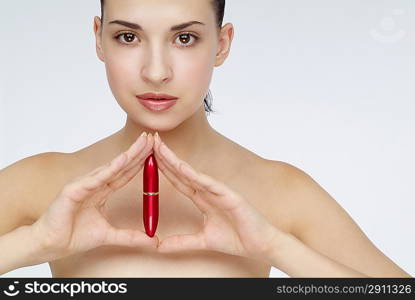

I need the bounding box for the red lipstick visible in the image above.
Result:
[143,154,159,237]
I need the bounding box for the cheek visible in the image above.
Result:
[105,54,138,96]
[174,50,214,92]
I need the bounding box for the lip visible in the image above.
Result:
[136,92,178,100]
[137,96,178,112]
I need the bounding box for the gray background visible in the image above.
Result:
[0,0,414,277]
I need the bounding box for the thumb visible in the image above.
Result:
[157,232,206,253]
[103,227,159,249]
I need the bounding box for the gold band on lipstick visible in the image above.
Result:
[143,192,159,195]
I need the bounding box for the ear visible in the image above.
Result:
[93,16,105,62]
[214,23,234,67]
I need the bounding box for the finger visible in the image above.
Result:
[89,132,148,178]
[85,132,150,197]
[155,135,206,192]
[63,133,149,204]
[108,133,155,190]
[104,226,159,249]
[153,147,210,212]
[93,134,154,206]
[157,232,206,253]
[156,135,226,197]
[152,143,195,198]
[153,133,192,187]
[111,133,154,182]
[156,134,244,213]
[153,135,210,212]
[181,162,245,212]
[62,151,128,203]
[179,162,228,196]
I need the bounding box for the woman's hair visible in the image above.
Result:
[99,0,226,115]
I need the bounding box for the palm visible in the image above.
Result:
[66,205,113,252]
[201,212,245,256]
[197,191,276,259]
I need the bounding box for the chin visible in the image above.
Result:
[133,114,185,132]
[127,100,203,131]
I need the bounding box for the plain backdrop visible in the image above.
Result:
[0,0,414,277]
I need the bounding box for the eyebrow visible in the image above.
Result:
[108,20,205,31]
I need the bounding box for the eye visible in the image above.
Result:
[114,32,200,48]
[175,33,199,47]
[115,32,138,45]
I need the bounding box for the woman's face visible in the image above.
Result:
[94,0,228,131]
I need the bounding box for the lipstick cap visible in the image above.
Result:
[143,154,159,193]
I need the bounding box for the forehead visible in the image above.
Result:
[105,0,213,24]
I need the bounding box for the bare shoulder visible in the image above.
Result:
[262,159,326,210]
[263,159,412,277]
[263,158,362,237]
[0,152,69,235]
[251,159,310,235]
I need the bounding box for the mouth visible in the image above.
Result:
[136,92,178,101]
[136,96,178,112]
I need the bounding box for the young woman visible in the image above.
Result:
[0,0,411,277]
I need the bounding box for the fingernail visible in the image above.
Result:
[155,132,159,140]
[140,132,147,137]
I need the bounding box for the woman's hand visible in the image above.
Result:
[153,132,282,262]
[31,132,159,262]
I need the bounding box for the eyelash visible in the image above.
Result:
[114,31,200,48]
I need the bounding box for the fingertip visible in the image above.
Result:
[144,133,155,150]
[153,235,160,247]
[144,235,160,249]
[156,242,169,253]
[153,144,162,159]
[137,131,148,144]
[154,132,160,147]
[159,142,168,157]
[130,133,148,155]
[148,132,155,144]
[154,138,162,155]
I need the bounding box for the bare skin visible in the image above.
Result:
[27,128,287,277]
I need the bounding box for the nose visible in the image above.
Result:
[141,45,172,85]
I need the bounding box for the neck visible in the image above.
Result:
[118,105,218,166]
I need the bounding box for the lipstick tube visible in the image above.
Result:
[143,153,159,237]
